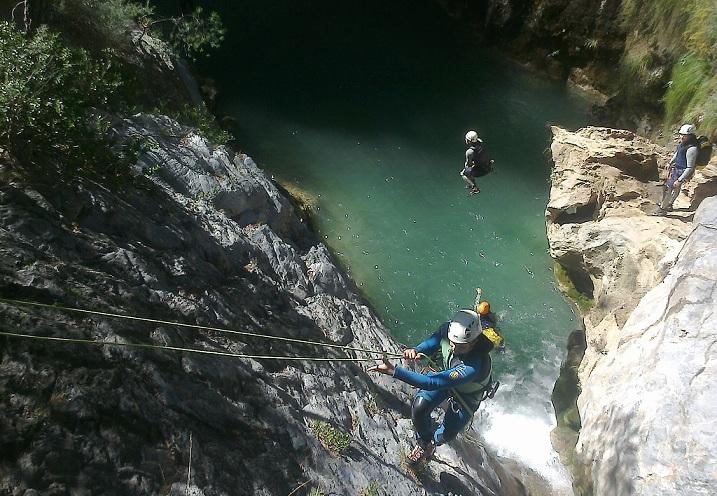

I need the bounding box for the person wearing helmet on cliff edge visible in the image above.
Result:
[656,123,699,215]
[368,307,502,464]
[461,130,495,195]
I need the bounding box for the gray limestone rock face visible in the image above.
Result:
[547,126,693,382]
[575,197,717,496]
[547,127,717,495]
[0,114,527,496]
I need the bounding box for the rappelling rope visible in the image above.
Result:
[0,297,403,359]
[0,329,385,362]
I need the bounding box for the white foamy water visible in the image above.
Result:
[477,404,573,495]
[202,1,589,491]
[474,346,575,495]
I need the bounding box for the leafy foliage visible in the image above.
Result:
[310,421,351,456]
[170,103,232,145]
[620,0,717,136]
[0,1,230,176]
[50,0,154,49]
[0,21,139,175]
[47,1,225,61]
[663,54,710,126]
[165,7,225,61]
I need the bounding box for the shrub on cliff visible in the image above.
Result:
[0,2,229,175]
[45,0,225,61]
[0,21,139,176]
[620,0,717,136]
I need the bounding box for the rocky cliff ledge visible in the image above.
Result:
[546,126,717,495]
[0,115,528,495]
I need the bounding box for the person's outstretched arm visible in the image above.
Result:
[403,324,446,359]
[393,361,480,390]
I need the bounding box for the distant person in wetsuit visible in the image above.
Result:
[460,130,494,195]
[476,299,504,353]
[369,310,502,463]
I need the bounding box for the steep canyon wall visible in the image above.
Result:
[546,127,717,495]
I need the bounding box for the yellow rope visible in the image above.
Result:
[0,297,402,358]
[0,330,380,362]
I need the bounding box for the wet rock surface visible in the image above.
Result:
[0,115,527,495]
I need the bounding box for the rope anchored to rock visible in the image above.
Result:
[0,297,403,362]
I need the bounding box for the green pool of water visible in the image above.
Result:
[199,0,589,490]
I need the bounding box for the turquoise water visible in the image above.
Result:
[199,0,588,490]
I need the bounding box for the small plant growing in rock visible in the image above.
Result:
[358,480,381,496]
[363,395,381,417]
[310,420,351,456]
[584,38,599,50]
[553,263,593,312]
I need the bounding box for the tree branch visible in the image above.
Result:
[11,1,25,24]
[11,0,32,34]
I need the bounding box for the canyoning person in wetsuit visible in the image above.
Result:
[657,124,698,215]
[369,309,502,463]
[476,299,504,353]
[460,130,494,195]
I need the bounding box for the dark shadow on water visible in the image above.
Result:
[194,0,589,153]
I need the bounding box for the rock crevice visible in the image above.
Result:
[546,126,717,496]
[0,115,529,495]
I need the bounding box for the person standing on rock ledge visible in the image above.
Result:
[368,307,501,464]
[460,130,495,195]
[657,124,698,215]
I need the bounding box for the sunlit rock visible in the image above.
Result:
[547,126,717,495]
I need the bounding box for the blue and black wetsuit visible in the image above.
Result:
[393,323,491,446]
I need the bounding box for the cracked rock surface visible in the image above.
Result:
[0,115,527,496]
[547,127,717,495]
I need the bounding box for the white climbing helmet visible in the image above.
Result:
[678,124,696,135]
[465,130,480,144]
[448,310,481,344]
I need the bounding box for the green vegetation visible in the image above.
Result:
[157,103,232,146]
[620,0,717,137]
[44,1,224,59]
[161,6,225,61]
[0,1,227,179]
[310,420,351,456]
[48,0,154,49]
[358,481,381,496]
[553,263,593,313]
[0,22,136,175]
[664,54,710,126]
